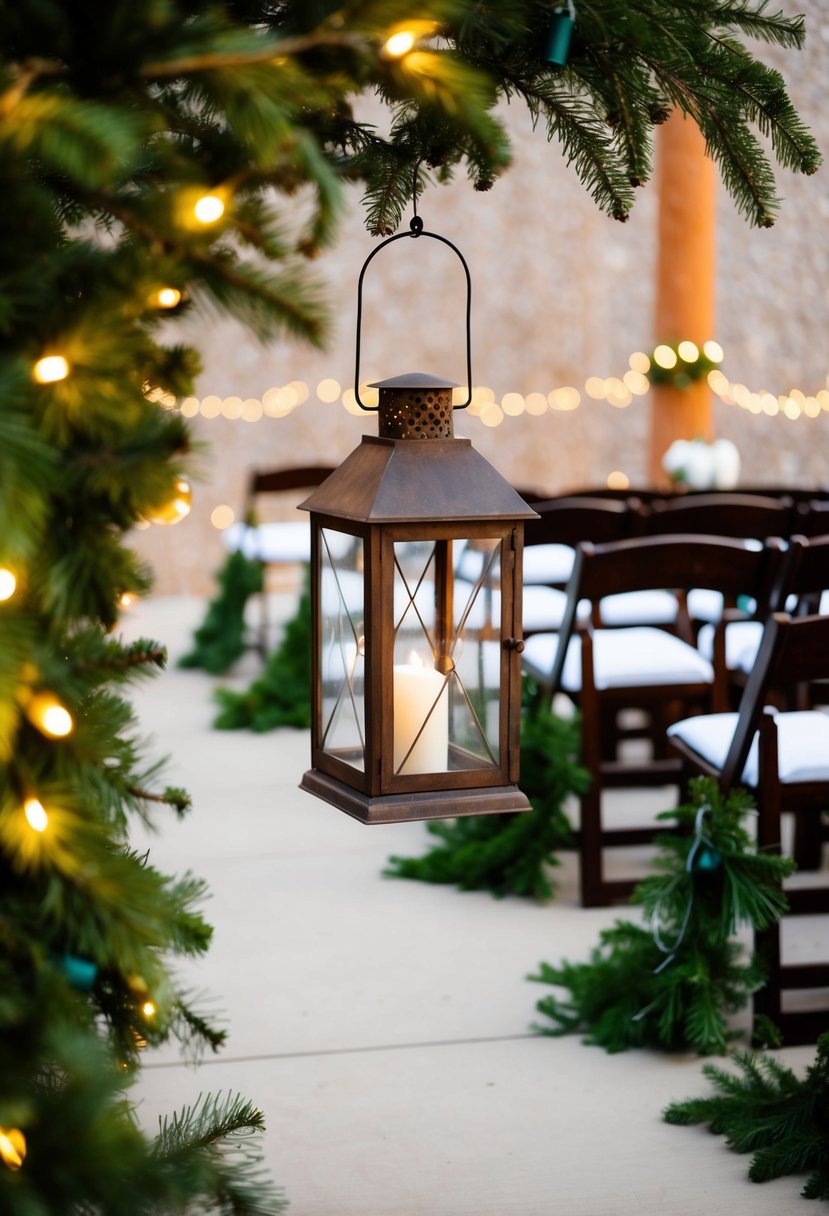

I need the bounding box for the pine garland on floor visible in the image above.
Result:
[384,699,585,899]
[529,779,795,1054]
[664,1032,829,1200]
[213,573,312,731]
[179,550,264,675]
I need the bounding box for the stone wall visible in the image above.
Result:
[133,8,829,595]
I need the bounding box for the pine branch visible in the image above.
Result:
[141,30,370,78]
[665,1033,829,1198]
[531,778,791,1054]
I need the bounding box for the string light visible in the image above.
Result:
[150,287,182,309]
[0,568,16,601]
[141,999,157,1019]
[27,694,73,738]
[118,592,133,609]
[170,342,829,428]
[0,1128,26,1171]
[210,504,235,530]
[194,193,225,224]
[384,30,416,57]
[382,20,437,58]
[33,355,70,384]
[652,344,678,370]
[24,798,48,833]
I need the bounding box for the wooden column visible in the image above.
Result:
[648,112,717,484]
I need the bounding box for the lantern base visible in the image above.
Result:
[300,769,531,825]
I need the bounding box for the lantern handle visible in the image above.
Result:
[353,216,473,412]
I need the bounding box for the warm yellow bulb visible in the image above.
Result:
[653,344,678,370]
[142,1000,157,1018]
[118,592,133,609]
[384,30,416,57]
[607,471,630,490]
[677,340,699,363]
[0,1128,26,1171]
[28,694,74,738]
[153,287,182,309]
[316,377,341,403]
[628,351,651,374]
[0,568,16,601]
[703,340,724,363]
[194,194,225,224]
[210,504,235,530]
[24,798,48,833]
[33,355,70,384]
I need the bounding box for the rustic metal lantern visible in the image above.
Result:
[299,219,536,824]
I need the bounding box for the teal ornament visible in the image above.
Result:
[545,4,575,67]
[693,845,722,873]
[57,954,98,991]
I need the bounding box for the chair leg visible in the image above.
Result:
[752,922,782,1039]
[792,810,824,871]
[752,746,785,1041]
[579,780,605,907]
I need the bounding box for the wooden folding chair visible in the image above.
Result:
[667,612,829,1044]
[520,495,641,637]
[640,492,796,629]
[223,465,335,654]
[522,534,784,906]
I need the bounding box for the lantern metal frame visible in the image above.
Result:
[299,220,536,825]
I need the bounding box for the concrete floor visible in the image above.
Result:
[127,594,818,1216]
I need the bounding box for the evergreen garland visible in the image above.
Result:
[664,1032,829,1200]
[179,549,264,675]
[384,698,584,899]
[529,779,795,1054]
[213,572,312,732]
[647,341,721,389]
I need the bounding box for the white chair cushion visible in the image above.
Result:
[599,589,678,627]
[667,710,829,786]
[522,543,576,585]
[686,588,724,624]
[522,586,591,633]
[696,619,764,670]
[223,520,311,563]
[522,627,713,693]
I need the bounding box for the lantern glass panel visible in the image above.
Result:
[320,527,365,772]
[392,537,502,777]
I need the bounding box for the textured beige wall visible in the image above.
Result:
[134,8,829,595]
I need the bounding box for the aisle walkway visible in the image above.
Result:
[128,595,814,1216]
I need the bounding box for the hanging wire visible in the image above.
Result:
[353,162,471,410]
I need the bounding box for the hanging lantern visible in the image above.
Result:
[299,219,536,824]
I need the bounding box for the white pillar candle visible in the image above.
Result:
[393,654,448,774]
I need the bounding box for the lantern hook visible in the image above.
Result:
[353,216,473,413]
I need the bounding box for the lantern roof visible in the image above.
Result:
[368,371,458,390]
[300,436,537,524]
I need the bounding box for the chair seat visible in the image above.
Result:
[599,588,679,627]
[522,543,576,586]
[668,709,829,786]
[223,520,311,563]
[523,626,713,693]
[522,586,590,633]
[696,619,764,670]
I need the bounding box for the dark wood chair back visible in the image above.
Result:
[716,612,829,792]
[640,492,795,540]
[771,533,829,617]
[523,495,638,550]
[246,465,335,514]
[549,534,784,697]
